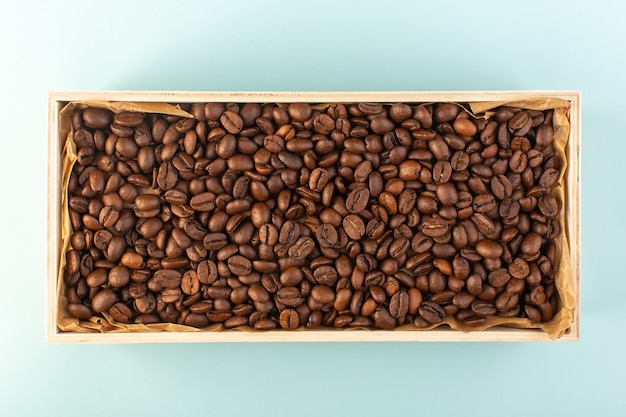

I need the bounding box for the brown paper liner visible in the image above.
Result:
[56,98,576,339]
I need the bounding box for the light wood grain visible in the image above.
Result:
[47,91,580,343]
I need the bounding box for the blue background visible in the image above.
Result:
[0,0,622,415]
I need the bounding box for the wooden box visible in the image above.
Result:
[47,91,580,343]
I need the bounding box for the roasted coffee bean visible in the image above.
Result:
[153,269,182,288]
[309,168,330,192]
[91,288,118,313]
[476,239,503,259]
[108,266,130,288]
[389,291,409,318]
[277,287,303,307]
[421,217,448,237]
[82,108,113,129]
[419,301,446,324]
[372,307,397,329]
[156,161,178,190]
[220,110,243,134]
[343,214,365,241]
[109,302,133,323]
[203,233,228,251]
[65,103,563,330]
[67,303,93,319]
[345,186,370,213]
[472,194,496,213]
[538,194,559,218]
[279,309,300,330]
[279,220,300,245]
[228,255,253,276]
[288,236,315,260]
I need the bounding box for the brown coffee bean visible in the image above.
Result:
[220,110,243,134]
[91,288,118,313]
[109,302,133,323]
[309,168,330,192]
[476,239,503,259]
[419,301,446,323]
[82,108,113,129]
[389,291,409,318]
[343,214,365,241]
[345,186,370,213]
[372,307,397,329]
[108,265,130,288]
[280,266,304,287]
[288,236,315,260]
[453,118,477,137]
[228,255,252,276]
[203,233,228,251]
[521,232,542,257]
[271,287,300,308]
[288,103,312,122]
[538,195,559,218]
[153,269,181,288]
[65,102,563,330]
[488,268,511,287]
[279,309,299,330]
[471,300,497,316]
[311,285,335,304]
[67,303,93,319]
[421,217,448,237]
[156,161,178,190]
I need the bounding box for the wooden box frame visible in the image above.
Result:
[47,91,581,343]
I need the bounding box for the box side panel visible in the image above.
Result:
[47,95,62,342]
[48,327,561,344]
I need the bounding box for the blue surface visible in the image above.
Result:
[0,0,623,415]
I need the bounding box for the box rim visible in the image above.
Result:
[47,91,581,343]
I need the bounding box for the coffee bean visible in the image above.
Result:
[309,168,329,192]
[389,291,409,318]
[345,186,370,213]
[343,214,365,241]
[275,309,298,331]
[313,265,338,286]
[472,193,497,213]
[108,266,130,288]
[91,288,118,313]
[81,108,113,129]
[65,102,563,330]
[476,239,503,259]
[156,161,178,190]
[276,287,303,307]
[419,301,446,323]
[288,103,312,122]
[203,233,228,251]
[372,307,397,329]
[538,194,559,218]
[280,266,303,287]
[67,303,93,319]
[421,217,448,237]
[453,118,477,136]
[316,224,339,248]
[228,255,252,276]
[109,302,133,323]
[488,268,511,287]
[220,110,243,134]
[288,236,315,260]
[153,269,182,288]
[471,300,497,316]
[190,192,217,211]
[279,220,300,246]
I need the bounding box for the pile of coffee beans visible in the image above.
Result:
[63,101,562,330]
